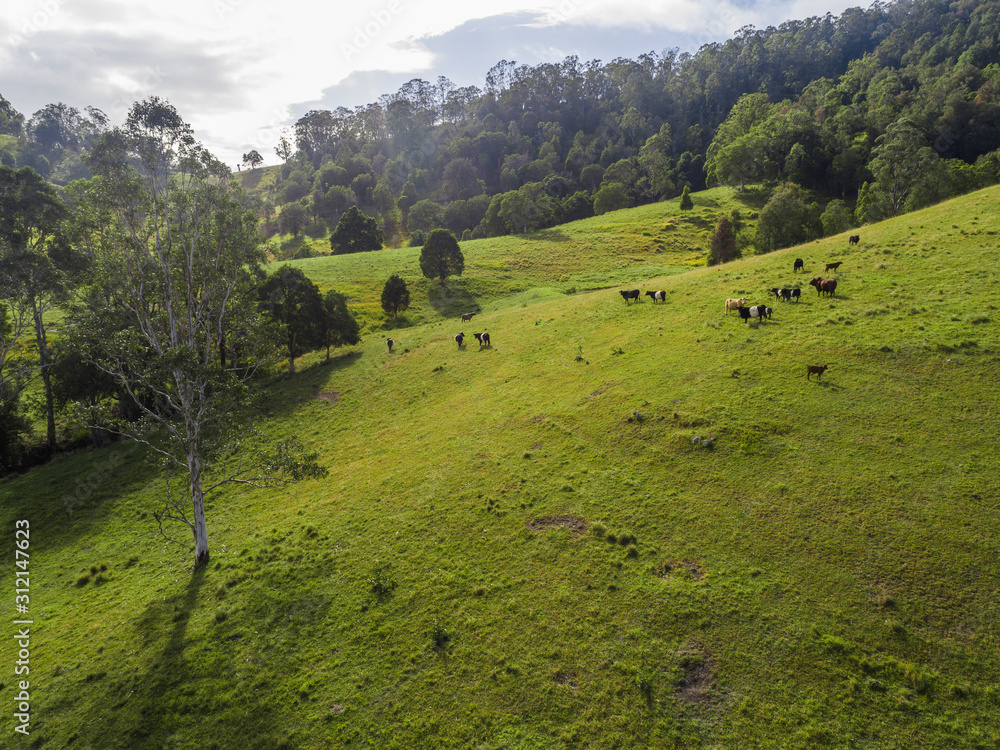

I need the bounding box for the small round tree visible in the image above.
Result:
[381,274,410,317]
[679,185,694,210]
[419,229,464,285]
[330,206,383,254]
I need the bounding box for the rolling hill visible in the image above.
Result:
[1,186,998,749]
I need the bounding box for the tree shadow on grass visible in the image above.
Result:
[427,278,481,318]
[732,185,773,210]
[79,567,285,749]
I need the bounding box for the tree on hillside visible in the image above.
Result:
[419,229,464,284]
[258,265,324,373]
[0,165,81,455]
[593,182,631,215]
[857,118,939,223]
[242,150,264,170]
[679,185,694,210]
[78,97,322,567]
[318,290,361,361]
[754,183,822,253]
[708,217,740,265]
[704,93,777,190]
[381,274,410,317]
[330,205,383,254]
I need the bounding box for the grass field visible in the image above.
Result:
[1,186,998,749]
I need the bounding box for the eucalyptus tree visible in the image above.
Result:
[0,165,78,454]
[78,97,322,567]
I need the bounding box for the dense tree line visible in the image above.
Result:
[2,0,998,249]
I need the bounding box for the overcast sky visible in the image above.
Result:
[1,0,866,168]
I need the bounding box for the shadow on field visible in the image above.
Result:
[84,567,282,747]
[427,278,481,318]
[525,228,569,242]
[732,186,772,210]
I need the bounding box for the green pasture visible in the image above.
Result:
[1,187,998,748]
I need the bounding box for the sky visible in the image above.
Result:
[1,0,867,168]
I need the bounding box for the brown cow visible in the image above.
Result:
[461,312,476,322]
[825,261,843,272]
[848,235,860,245]
[809,277,838,296]
[806,364,829,381]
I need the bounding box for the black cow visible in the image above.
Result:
[386,338,394,352]
[473,332,490,348]
[619,289,640,304]
[793,258,804,272]
[749,305,771,321]
[455,332,465,347]
[848,235,860,245]
[645,290,666,302]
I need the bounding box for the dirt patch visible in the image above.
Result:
[675,643,715,704]
[316,390,342,404]
[654,558,705,580]
[554,670,578,690]
[527,515,588,536]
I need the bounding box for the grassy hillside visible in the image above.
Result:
[276,188,758,332]
[2,187,999,749]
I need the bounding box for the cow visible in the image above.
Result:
[848,235,860,245]
[786,288,801,302]
[455,332,465,348]
[825,261,843,272]
[619,289,641,304]
[806,364,829,381]
[461,312,476,322]
[770,287,785,301]
[725,297,748,314]
[645,290,666,302]
[386,338,394,353]
[809,277,838,296]
[793,258,804,273]
[749,305,771,321]
[473,332,491,348]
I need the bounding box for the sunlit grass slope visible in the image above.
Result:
[274,188,754,331]
[1,187,999,749]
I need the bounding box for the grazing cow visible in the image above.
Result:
[473,332,491,348]
[825,261,843,272]
[848,235,860,245]
[737,306,754,323]
[793,258,804,273]
[386,338,394,353]
[461,312,476,322]
[809,277,838,296]
[619,289,641,304]
[770,287,784,301]
[806,364,829,381]
[749,305,771,321]
[725,297,748,314]
[786,288,801,302]
[645,290,666,302]
[455,332,465,348]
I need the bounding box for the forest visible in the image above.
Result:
[3,0,1000,252]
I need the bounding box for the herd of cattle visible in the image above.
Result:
[616,249,853,379]
[388,242,855,381]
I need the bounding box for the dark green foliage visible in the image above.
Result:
[258,265,323,373]
[679,185,693,211]
[708,217,740,265]
[419,229,464,284]
[380,274,410,317]
[330,206,383,254]
[594,182,631,215]
[754,183,822,253]
[317,290,360,361]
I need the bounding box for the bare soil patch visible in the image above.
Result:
[654,558,705,580]
[675,642,715,704]
[527,515,589,536]
[316,390,342,404]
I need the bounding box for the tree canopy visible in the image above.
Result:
[419,229,464,284]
